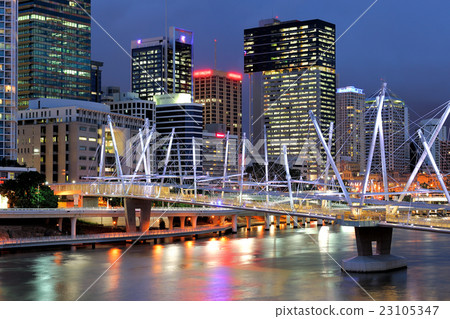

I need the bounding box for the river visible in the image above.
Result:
[0,224,449,301]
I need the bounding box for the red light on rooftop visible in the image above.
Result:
[227,72,242,81]
[215,132,226,138]
[193,69,213,77]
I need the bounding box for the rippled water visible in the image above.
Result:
[0,224,449,301]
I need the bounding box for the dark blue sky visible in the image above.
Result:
[91,0,450,122]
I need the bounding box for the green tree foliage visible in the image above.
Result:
[0,171,58,208]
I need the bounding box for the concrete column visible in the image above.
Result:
[112,217,118,228]
[264,213,271,231]
[232,214,238,233]
[191,216,198,228]
[246,216,251,230]
[275,215,281,228]
[180,216,186,229]
[302,217,306,224]
[73,194,80,207]
[342,226,407,272]
[286,216,290,225]
[293,216,298,228]
[219,216,225,225]
[70,217,77,239]
[124,198,152,233]
[168,216,174,230]
[317,219,323,226]
[58,218,63,232]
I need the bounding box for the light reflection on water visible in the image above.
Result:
[0,225,450,300]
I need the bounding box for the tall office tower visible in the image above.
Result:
[131,27,193,101]
[18,0,91,108]
[417,118,447,168]
[155,94,203,174]
[365,92,410,173]
[193,69,242,138]
[336,86,365,173]
[440,141,450,173]
[244,18,336,177]
[90,60,103,102]
[0,1,18,160]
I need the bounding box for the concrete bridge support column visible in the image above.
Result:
[302,217,306,225]
[219,216,226,225]
[58,218,63,232]
[70,217,77,239]
[317,219,323,226]
[275,216,281,228]
[246,216,251,230]
[342,227,407,272]
[191,216,198,228]
[168,217,174,230]
[286,216,290,225]
[232,215,238,233]
[124,198,152,233]
[180,216,186,229]
[293,216,298,228]
[73,194,81,208]
[264,214,271,231]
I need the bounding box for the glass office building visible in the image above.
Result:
[244,18,335,178]
[18,0,91,108]
[131,27,193,101]
[0,1,18,160]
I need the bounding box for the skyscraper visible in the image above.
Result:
[336,86,365,173]
[0,1,18,160]
[418,118,447,168]
[244,18,336,177]
[193,69,242,138]
[18,0,91,108]
[90,60,103,102]
[131,27,193,101]
[365,91,410,173]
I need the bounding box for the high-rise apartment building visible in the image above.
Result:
[90,60,103,102]
[131,27,193,101]
[193,69,242,138]
[365,92,410,173]
[244,18,336,177]
[0,1,18,160]
[336,86,365,173]
[18,0,91,108]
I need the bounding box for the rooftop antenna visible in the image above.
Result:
[214,39,217,70]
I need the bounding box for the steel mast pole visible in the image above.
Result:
[264,125,270,205]
[158,128,174,197]
[239,132,246,206]
[221,131,230,198]
[323,122,334,192]
[192,136,198,199]
[282,145,295,212]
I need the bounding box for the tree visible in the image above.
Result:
[0,171,58,208]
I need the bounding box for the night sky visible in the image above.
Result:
[91,0,450,127]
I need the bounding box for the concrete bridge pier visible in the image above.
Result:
[112,217,118,228]
[342,227,407,272]
[232,215,238,233]
[219,216,226,225]
[302,217,306,225]
[246,216,251,230]
[286,216,290,225]
[293,216,298,228]
[124,198,152,232]
[70,217,77,239]
[275,216,281,228]
[317,219,323,226]
[191,216,198,228]
[168,217,174,230]
[264,214,271,231]
[180,216,186,229]
[58,218,63,232]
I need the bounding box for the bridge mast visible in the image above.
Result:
[264,125,270,205]
[159,128,175,197]
[239,132,246,205]
[221,131,230,198]
[323,122,334,192]
[282,145,295,212]
[107,115,123,179]
[99,126,106,177]
[192,136,198,199]
[392,102,450,214]
[309,111,353,208]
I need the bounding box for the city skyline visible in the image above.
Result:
[91,0,450,121]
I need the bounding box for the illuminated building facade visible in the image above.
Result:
[0,0,18,160]
[90,60,103,102]
[418,118,447,169]
[440,141,450,173]
[193,69,242,138]
[17,98,143,183]
[244,19,336,177]
[131,27,193,101]
[365,92,410,173]
[18,0,92,108]
[336,86,365,173]
[155,94,203,174]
